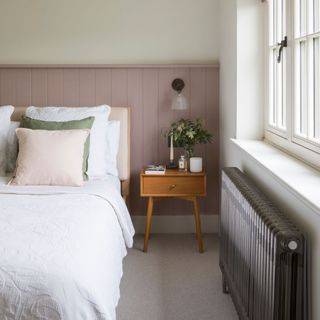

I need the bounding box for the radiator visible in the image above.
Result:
[220,167,307,320]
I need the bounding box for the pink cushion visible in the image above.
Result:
[10,128,90,186]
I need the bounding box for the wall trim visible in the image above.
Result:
[132,215,219,234]
[0,64,219,69]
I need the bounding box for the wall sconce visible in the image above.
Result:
[171,78,188,110]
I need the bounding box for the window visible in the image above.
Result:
[266,0,320,166]
[268,0,287,132]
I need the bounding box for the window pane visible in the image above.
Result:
[276,0,286,43]
[268,0,286,131]
[269,49,276,125]
[269,50,274,125]
[276,49,285,128]
[269,48,286,129]
[295,0,307,37]
[281,0,286,39]
[269,0,275,45]
[314,0,320,32]
[280,50,287,129]
[300,0,307,35]
[313,37,320,139]
[295,41,308,136]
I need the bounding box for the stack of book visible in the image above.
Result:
[145,165,166,175]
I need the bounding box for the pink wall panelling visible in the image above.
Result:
[0,65,219,216]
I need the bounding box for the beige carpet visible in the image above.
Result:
[117,234,238,320]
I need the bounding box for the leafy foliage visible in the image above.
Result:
[168,118,213,157]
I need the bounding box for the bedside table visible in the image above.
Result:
[140,168,206,253]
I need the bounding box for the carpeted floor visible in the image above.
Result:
[117,234,238,320]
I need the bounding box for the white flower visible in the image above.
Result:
[187,131,194,139]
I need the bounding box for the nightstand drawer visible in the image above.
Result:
[141,176,206,196]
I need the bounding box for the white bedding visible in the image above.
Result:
[0,174,122,193]
[0,177,134,320]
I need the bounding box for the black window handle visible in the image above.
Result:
[277,36,287,63]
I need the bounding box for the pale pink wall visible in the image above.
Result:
[0,65,219,216]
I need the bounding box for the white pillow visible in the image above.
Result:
[105,120,120,177]
[6,121,20,173]
[0,106,14,176]
[11,128,90,186]
[25,105,111,178]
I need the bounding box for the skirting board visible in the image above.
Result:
[132,215,219,234]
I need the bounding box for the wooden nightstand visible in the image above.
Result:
[140,168,206,253]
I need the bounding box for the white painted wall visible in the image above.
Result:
[0,0,219,64]
[219,0,264,167]
[218,0,238,167]
[219,0,320,318]
[236,0,264,139]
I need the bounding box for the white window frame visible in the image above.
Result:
[264,0,320,170]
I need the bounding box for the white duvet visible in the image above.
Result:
[0,177,134,320]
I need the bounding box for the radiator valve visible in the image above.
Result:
[287,240,298,251]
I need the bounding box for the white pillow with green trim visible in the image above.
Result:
[26,105,111,178]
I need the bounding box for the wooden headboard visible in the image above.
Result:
[11,106,131,201]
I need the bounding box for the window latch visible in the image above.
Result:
[277,36,287,63]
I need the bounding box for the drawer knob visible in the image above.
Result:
[170,184,176,189]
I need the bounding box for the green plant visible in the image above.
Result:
[168,118,213,158]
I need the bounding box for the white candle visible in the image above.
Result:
[170,135,174,161]
[190,157,202,173]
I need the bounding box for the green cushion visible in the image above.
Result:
[20,116,94,179]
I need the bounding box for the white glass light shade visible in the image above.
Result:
[171,92,188,110]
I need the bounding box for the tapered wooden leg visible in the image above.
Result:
[143,197,154,252]
[193,197,204,253]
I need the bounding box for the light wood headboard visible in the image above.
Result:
[11,106,131,201]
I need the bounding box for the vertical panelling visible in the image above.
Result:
[142,68,159,214]
[190,68,207,212]
[63,69,80,106]
[47,69,64,105]
[205,68,219,215]
[170,69,193,213]
[0,65,219,216]
[31,69,47,106]
[111,69,128,107]
[0,69,14,105]
[189,69,207,161]
[0,69,31,106]
[190,68,206,120]
[142,69,159,166]
[79,70,95,106]
[95,69,112,105]
[158,68,174,165]
[157,68,175,214]
[127,69,144,214]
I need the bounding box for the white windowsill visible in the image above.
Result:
[231,139,320,215]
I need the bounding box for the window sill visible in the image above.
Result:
[264,130,320,170]
[231,139,320,215]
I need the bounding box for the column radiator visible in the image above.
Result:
[220,167,307,320]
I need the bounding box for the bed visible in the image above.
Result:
[0,107,134,320]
